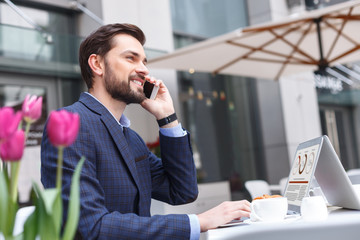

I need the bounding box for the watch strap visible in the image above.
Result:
[157,113,177,127]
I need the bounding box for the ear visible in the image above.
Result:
[88,54,104,76]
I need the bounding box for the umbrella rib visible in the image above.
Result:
[324,7,353,60]
[242,57,315,65]
[227,42,308,64]
[268,27,317,63]
[274,20,314,80]
[329,44,360,63]
[327,15,360,20]
[323,18,359,46]
[242,18,314,33]
[213,21,313,75]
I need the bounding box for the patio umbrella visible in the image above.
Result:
[148,0,360,80]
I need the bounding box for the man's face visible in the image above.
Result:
[102,34,149,104]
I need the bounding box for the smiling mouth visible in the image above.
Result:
[130,75,146,87]
[131,79,143,86]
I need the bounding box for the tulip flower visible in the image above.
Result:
[22,94,43,124]
[47,110,80,147]
[0,107,22,143]
[47,110,80,190]
[0,130,25,162]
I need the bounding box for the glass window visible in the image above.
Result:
[61,78,82,107]
[178,70,265,200]
[0,3,80,72]
[0,84,47,146]
[0,2,75,34]
[170,0,248,38]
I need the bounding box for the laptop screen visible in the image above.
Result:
[285,143,321,211]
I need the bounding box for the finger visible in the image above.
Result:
[234,201,251,213]
[145,75,156,84]
[233,209,251,218]
[234,200,251,209]
[243,205,251,213]
[154,79,163,87]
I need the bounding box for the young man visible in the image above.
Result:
[41,23,250,239]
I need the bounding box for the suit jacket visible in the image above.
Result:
[41,93,198,239]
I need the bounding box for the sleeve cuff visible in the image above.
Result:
[159,123,187,137]
[188,214,201,240]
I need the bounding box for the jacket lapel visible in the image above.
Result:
[79,93,141,191]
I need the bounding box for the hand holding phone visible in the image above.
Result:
[143,80,159,100]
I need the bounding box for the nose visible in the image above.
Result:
[135,62,149,76]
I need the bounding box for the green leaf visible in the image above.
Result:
[6,199,19,237]
[62,157,85,240]
[23,207,38,240]
[0,170,9,233]
[1,169,19,237]
[14,233,24,240]
[36,188,59,215]
[33,183,61,240]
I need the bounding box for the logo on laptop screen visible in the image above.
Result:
[299,154,307,174]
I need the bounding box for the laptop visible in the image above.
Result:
[283,135,360,214]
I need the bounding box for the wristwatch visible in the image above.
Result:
[157,113,177,127]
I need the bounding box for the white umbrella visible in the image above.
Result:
[148,0,360,80]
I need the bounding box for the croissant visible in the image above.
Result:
[253,194,283,201]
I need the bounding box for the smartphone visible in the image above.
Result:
[143,81,159,100]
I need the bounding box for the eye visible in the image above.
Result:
[126,55,135,61]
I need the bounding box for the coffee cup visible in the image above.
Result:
[250,197,288,222]
[301,196,328,221]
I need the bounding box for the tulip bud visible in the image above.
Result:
[22,94,43,123]
[0,130,25,161]
[47,110,80,147]
[0,107,22,143]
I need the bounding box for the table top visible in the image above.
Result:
[200,207,360,240]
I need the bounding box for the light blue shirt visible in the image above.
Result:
[85,92,200,239]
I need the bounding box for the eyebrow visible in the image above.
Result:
[122,50,148,64]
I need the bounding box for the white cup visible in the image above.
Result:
[301,196,328,221]
[250,197,288,222]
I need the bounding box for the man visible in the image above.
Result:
[41,23,250,239]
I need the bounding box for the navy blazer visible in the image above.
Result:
[41,93,198,239]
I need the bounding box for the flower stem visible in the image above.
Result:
[9,121,32,202]
[24,121,31,139]
[10,161,20,202]
[56,146,64,190]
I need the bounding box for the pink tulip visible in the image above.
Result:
[0,129,25,161]
[22,94,43,123]
[0,107,22,143]
[47,110,80,147]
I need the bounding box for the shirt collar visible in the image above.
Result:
[84,92,131,128]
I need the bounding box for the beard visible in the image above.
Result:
[103,59,146,104]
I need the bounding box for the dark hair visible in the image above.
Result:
[79,23,146,89]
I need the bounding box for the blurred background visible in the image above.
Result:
[0,0,359,208]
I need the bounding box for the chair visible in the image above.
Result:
[244,180,271,199]
[347,168,360,184]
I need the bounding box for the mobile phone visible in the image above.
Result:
[143,81,159,99]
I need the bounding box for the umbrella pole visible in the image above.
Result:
[315,17,328,73]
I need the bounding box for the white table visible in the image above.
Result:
[201,207,360,240]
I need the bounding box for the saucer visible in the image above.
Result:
[244,215,301,224]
